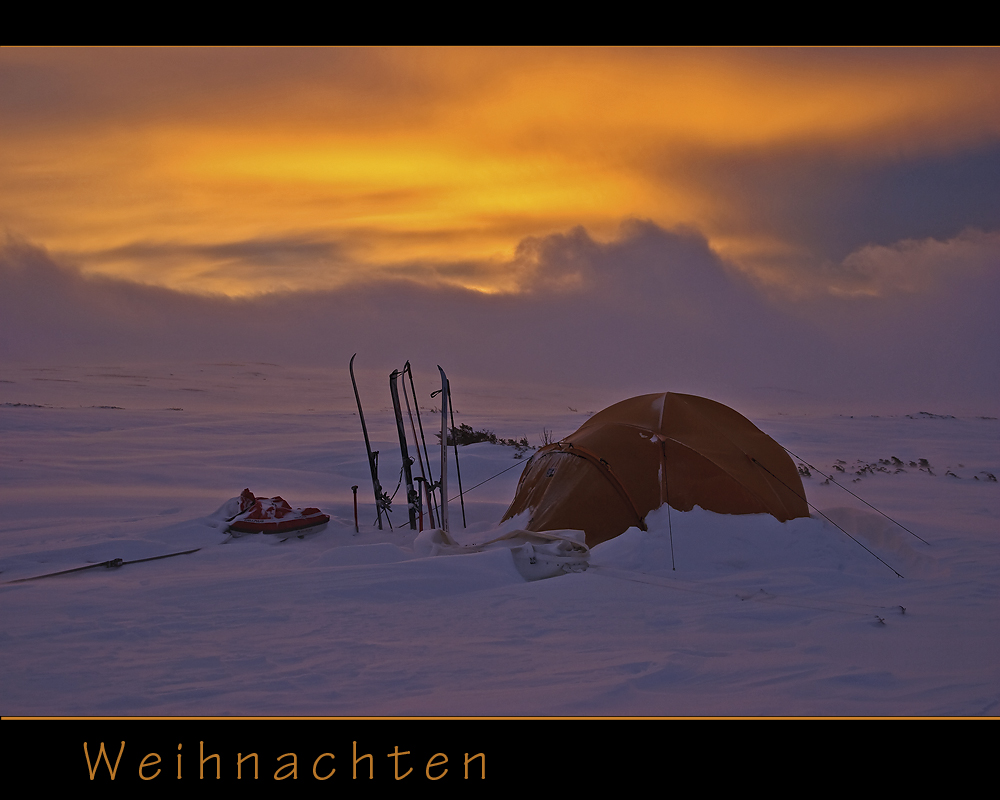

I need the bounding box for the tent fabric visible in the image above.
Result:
[500,392,810,547]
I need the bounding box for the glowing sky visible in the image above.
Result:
[3,47,998,297]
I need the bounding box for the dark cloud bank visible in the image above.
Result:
[2,223,997,414]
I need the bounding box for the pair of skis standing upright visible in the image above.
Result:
[350,355,465,534]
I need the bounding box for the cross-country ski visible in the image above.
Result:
[350,353,389,529]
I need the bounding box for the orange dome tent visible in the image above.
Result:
[500,393,809,547]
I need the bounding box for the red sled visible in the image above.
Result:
[229,489,330,535]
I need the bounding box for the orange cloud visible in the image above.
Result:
[1,48,998,296]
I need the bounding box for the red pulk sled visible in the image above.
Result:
[229,488,330,535]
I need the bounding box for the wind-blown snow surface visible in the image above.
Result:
[1,363,998,716]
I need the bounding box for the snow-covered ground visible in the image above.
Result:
[2,363,998,716]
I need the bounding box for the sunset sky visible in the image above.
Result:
[2,48,998,410]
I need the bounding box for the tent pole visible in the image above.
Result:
[661,440,676,571]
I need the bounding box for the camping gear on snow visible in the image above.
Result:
[228,489,330,535]
[501,392,809,548]
[351,357,466,533]
[413,526,590,581]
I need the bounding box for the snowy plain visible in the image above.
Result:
[1,362,998,717]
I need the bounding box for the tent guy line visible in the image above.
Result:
[448,459,526,502]
[667,406,908,577]
[782,448,930,546]
[747,455,905,578]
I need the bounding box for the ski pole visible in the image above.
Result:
[404,361,439,528]
[447,377,467,528]
[390,369,419,530]
[350,353,384,529]
[352,484,359,533]
[437,366,449,535]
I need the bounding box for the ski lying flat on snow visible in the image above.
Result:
[4,548,202,584]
